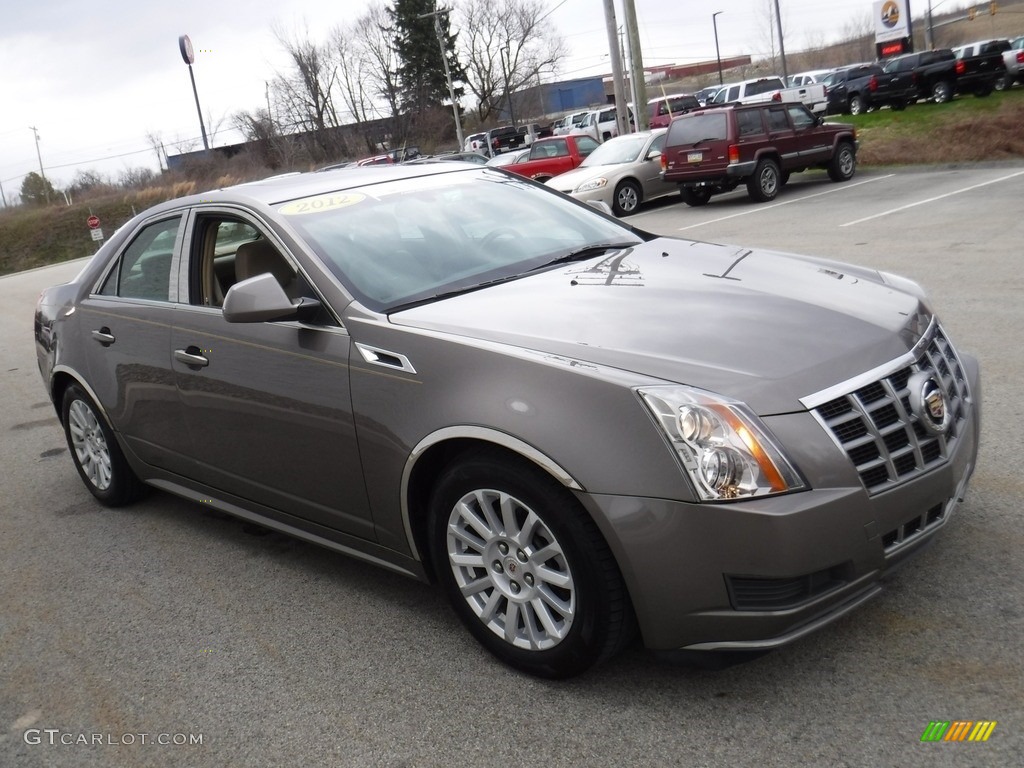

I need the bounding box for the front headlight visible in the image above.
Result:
[574,177,608,193]
[638,385,806,502]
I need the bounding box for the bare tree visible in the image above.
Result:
[751,0,790,73]
[270,22,346,160]
[841,12,876,63]
[455,0,568,123]
[332,3,406,149]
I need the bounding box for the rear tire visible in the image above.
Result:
[931,80,953,103]
[429,452,634,678]
[680,187,712,207]
[827,142,856,182]
[746,158,781,202]
[848,94,865,115]
[61,383,147,506]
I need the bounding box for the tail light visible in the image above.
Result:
[869,75,878,92]
[728,144,740,164]
[1017,51,1024,65]
[956,60,966,75]
[771,91,782,102]
[660,153,667,172]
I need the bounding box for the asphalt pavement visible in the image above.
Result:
[2,163,1022,767]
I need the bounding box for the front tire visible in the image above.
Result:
[747,158,781,202]
[612,179,641,216]
[827,142,856,182]
[61,383,147,506]
[429,452,633,678]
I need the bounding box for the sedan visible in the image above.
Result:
[36,164,980,678]
[547,129,676,216]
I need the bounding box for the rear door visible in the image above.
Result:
[764,105,798,170]
[78,213,194,475]
[169,207,374,539]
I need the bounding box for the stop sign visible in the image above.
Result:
[87,216,100,229]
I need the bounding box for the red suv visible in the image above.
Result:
[661,102,857,205]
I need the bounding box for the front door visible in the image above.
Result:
[170,210,373,539]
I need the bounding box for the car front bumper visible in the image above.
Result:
[577,354,981,652]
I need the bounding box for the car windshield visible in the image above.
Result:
[278,168,641,313]
[579,135,650,166]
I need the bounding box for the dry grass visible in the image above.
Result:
[856,93,1024,165]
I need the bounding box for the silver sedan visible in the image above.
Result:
[547,129,677,216]
[34,164,980,678]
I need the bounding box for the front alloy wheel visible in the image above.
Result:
[430,453,633,678]
[828,142,856,182]
[612,180,641,216]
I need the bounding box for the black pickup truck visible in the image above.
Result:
[882,48,1005,103]
[487,126,527,154]
[821,64,916,115]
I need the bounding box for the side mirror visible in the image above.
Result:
[222,272,321,323]
[646,149,662,161]
[586,200,614,216]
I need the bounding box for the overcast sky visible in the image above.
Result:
[1,0,889,198]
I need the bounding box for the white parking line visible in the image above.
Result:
[840,169,1024,227]
[676,175,896,232]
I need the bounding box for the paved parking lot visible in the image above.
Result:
[2,164,1022,767]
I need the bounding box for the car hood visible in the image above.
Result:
[389,238,929,414]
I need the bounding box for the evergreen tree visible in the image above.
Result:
[388,0,466,118]
[20,172,56,206]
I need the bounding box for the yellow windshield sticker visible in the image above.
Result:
[279,193,365,215]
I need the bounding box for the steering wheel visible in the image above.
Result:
[480,228,519,249]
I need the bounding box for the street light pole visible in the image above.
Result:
[712,12,724,86]
[178,35,210,154]
[772,0,788,82]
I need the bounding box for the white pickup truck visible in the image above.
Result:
[710,76,827,114]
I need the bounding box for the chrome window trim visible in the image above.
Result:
[91,213,188,302]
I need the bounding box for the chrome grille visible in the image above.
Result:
[811,324,970,494]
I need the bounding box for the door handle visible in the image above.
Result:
[174,347,209,368]
[91,327,115,346]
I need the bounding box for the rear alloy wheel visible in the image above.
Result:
[612,179,641,216]
[931,80,953,103]
[848,94,865,115]
[430,453,633,678]
[61,383,146,506]
[680,187,712,207]
[827,142,856,182]
[746,158,781,202]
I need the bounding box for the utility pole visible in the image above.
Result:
[772,0,788,82]
[712,12,724,85]
[29,126,50,204]
[603,0,630,136]
[0,177,7,208]
[925,0,935,49]
[499,44,517,127]
[418,4,464,149]
[622,0,648,130]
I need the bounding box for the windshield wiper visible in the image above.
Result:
[387,273,528,313]
[531,242,635,270]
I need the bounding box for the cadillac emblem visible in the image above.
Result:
[909,373,951,435]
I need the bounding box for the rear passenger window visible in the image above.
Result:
[737,111,764,137]
[766,108,790,132]
[98,216,181,301]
